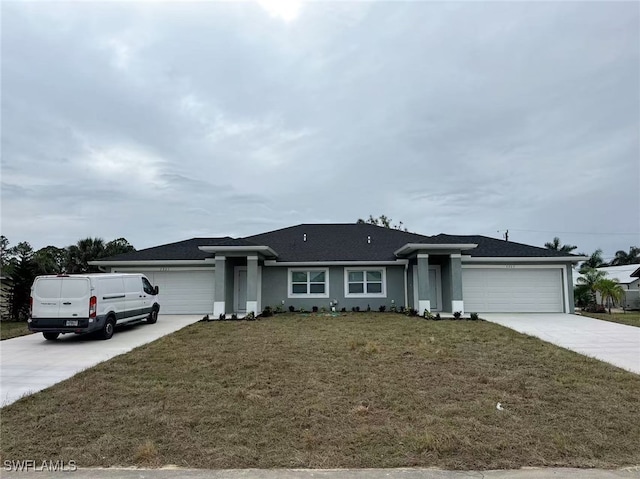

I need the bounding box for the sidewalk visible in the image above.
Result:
[3,467,640,479]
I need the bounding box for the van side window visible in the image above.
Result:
[142,277,155,295]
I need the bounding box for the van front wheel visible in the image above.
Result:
[43,332,59,341]
[147,308,158,324]
[99,317,115,340]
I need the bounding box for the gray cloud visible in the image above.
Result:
[1,1,638,260]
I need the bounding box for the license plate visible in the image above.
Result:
[65,320,78,327]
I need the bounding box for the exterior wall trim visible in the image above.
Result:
[91,260,212,266]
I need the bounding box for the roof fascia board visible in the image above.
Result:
[462,256,588,263]
[198,245,278,258]
[263,260,409,267]
[89,260,211,266]
[394,243,478,256]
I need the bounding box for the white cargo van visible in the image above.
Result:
[29,273,160,340]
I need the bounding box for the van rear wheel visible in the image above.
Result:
[99,317,115,340]
[43,332,59,341]
[147,308,158,324]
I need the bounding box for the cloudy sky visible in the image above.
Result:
[2,1,638,260]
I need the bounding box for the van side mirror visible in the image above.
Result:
[154,286,159,295]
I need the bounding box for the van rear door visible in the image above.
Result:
[59,277,91,319]
[32,278,63,318]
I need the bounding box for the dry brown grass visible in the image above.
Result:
[0,321,32,340]
[580,311,640,328]
[1,313,639,470]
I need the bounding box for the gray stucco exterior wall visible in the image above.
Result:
[261,265,406,311]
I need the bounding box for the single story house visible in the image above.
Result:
[90,224,585,316]
[595,265,640,310]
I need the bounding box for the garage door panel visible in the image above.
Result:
[121,270,215,315]
[463,268,563,313]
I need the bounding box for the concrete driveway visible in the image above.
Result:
[0,315,202,407]
[481,313,640,374]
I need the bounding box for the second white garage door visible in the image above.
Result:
[462,267,564,313]
[138,270,215,315]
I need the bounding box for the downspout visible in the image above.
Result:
[404,263,409,309]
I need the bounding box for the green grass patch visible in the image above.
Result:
[0,321,32,340]
[581,311,640,328]
[1,313,639,470]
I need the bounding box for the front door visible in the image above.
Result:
[235,267,247,313]
[413,265,442,311]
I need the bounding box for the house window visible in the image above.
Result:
[288,269,329,297]
[345,268,386,297]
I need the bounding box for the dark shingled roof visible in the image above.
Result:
[246,224,430,262]
[97,224,580,262]
[431,234,577,258]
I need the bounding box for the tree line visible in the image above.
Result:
[0,236,135,321]
[543,237,640,270]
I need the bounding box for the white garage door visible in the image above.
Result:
[462,268,564,313]
[137,270,215,315]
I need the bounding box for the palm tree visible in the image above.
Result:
[579,249,605,273]
[596,279,624,314]
[544,237,577,254]
[576,268,607,306]
[66,238,105,273]
[610,246,640,266]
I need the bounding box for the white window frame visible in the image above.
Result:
[344,267,387,298]
[288,268,330,298]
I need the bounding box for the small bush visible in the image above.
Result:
[218,313,226,321]
[423,309,434,320]
[399,306,406,314]
[406,308,418,317]
[390,304,397,313]
[435,313,441,320]
[245,311,256,321]
[312,306,319,313]
[288,305,295,313]
[320,306,327,313]
[355,306,361,312]
[341,307,347,312]
[470,312,479,321]
[367,304,371,312]
[453,311,462,319]
[274,305,284,314]
[299,307,306,313]
[379,305,386,312]
[262,306,273,318]
[231,313,238,320]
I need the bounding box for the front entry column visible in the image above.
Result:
[417,253,431,312]
[213,255,226,317]
[450,254,464,314]
[246,255,259,314]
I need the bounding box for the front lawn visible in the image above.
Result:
[0,321,32,340]
[580,311,640,328]
[1,314,639,470]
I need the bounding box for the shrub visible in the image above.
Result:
[231,313,238,320]
[262,306,273,318]
[379,305,386,312]
[406,308,418,317]
[355,306,361,312]
[399,306,406,314]
[435,313,441,320]
[341,307,347,312]
[423,309,434,320]
[245,311,255,321]
[453,311,462,319]
[367,304,371,312]
[274,305,284,314]
[218,313,226,321]
[320,306,327,313]
[470,312,479,321]
[312,306,319,313]
[288,305,295,313]
[299,307,306,313]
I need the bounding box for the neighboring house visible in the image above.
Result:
[90,224,585,316]
[596,265,640,310]
[0,276,13,320]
